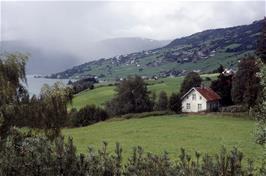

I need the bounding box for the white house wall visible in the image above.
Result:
[182,89,207,112]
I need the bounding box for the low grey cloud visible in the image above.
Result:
[1,1,265,66]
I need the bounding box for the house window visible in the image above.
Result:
[186,95,189,99]
[192,94,196,100]
[198,104,202,111]
[186,103,191,109]
[200,96,202,100]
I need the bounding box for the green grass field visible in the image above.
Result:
[63,114,262,164]
[69,74,218,109]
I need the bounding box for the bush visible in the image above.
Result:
[156,91,168,111]
[219,105,248,113]
[169,93,182,113]
[0,131,264,176]
[70,77,97,94]
[68,105,109,127]
[120,111,174,119]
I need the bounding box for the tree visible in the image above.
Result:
[105,76,152,116]
[231,56,261,107]
[212,64,224,73]
[255,64,266,145]
[169,93,182,113]
[0,53,29,143]
[211,73,233,106]
[256,18,266,64]
[180,72,202,95]
[39,82,73,140]
[156,91,168,111]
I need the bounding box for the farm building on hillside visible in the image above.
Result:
[181,87,221,112]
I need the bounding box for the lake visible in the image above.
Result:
[25,75,71,95]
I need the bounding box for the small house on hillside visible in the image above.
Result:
[181,87,221,112]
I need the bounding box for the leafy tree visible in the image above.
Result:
[211,73,233,106]
[156,91,168,111]
[38,82,73,140]
[0,53,28,143]
[150,91,157,110]
[169,93,182,113]
[231,56,261,107]
[106,76,152,116]
[255,63,266,145]
[180,72,202,95]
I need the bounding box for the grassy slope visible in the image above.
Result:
[69,74,218,109]
[63,114,262,163]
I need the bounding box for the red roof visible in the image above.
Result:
[195,87,221,102]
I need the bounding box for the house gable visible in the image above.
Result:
[181,89,207,112]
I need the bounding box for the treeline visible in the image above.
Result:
[0,131,265,176]
[68,77,97,94]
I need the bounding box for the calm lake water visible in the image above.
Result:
[25,75,71,95]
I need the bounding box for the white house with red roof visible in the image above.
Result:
[181,87,221,112]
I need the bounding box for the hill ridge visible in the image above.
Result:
[48,19,263,80]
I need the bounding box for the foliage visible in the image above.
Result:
[211,64,225,73]
[169,93,182,113]
[180,72,202,96]
[105,76,153,116]
[255,63,266,145]
[120,111,174,119]
[0,53,29,143]
[0,130,264,175]
[211,73,233,106]
[256,18,266,64]
[69,77,97,94]
[68,105,109,127]
[155,91,168,111]
[35,83,73,140]
[0,53,72,142]
[231,56,261,107]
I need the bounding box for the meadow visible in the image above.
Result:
[63,114,263,164]
[69,74,218,109]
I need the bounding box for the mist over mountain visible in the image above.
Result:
[86,37,170,58]
[49,19,263,80]
[1,38,169,74]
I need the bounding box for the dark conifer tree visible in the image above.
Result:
[231,56,261,107]
[180,72,202,96]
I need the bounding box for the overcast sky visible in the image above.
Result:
[1,0,265,58]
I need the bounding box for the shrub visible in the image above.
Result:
[70,77,97,94]
[120,111,174,119]
[156,91,168,111]
[219,104,248,113]
[0,131,264,176]
[69,105,109,127]
[169,93,182,113]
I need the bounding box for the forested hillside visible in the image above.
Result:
[48,19,263,80]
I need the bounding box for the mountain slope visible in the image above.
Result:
[48,19,263,80]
